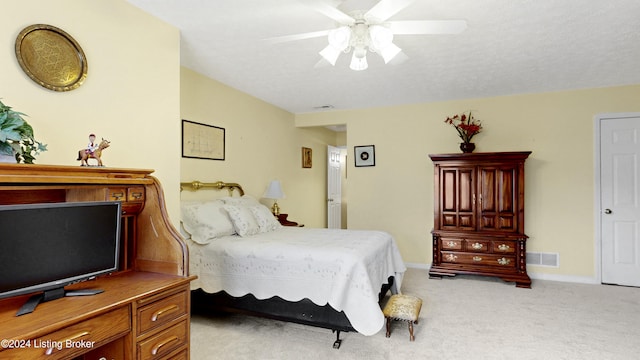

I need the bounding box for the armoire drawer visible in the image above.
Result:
[440,238,462,250]
[441,251,516,268]
[464,239,491,252]
[492,240,517,254]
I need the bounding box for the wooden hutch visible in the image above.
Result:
[0,164,195,360]
[429,152,531,288]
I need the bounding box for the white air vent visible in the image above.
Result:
[526,252,559,267]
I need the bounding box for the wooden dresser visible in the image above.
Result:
[0,164,195,359]
[429,152,531,288]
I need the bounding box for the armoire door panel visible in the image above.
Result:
[499,215,514,230]
[480,168,496,213]
[442,169,457,212]
[498,168,515,213]
[440,167,475,230]
[479,167,518,232]
[459,169,474,212]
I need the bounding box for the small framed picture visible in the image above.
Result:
[354,145,375,167]
[302,147,312,168]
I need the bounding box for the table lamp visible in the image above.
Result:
[263,180,285,216]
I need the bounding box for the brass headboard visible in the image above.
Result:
[180,181,245,196]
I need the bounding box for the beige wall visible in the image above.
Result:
[296,85,640,280]
[2,0,182,223]
[180,67,337,228]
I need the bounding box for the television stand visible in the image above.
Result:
[16,287,105,316]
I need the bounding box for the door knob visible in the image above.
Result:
[604,209,612,214]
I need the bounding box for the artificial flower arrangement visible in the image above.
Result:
[444,111,482,143]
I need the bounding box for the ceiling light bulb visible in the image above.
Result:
[369,25,393,50]
[327,26,351,51]
[350,51,368,71]
[354,46,367,59]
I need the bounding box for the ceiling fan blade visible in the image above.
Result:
[387,51,409,66]
[365,0,414,22]
[300,0,355,25]
[389,20,467,34]
[264,30,330,44]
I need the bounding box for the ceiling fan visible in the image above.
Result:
[266,0,467,71]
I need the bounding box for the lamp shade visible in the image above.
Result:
[263,180,285,199]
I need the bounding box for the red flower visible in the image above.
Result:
[444,111,482,143]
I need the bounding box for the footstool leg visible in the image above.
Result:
[385,317,391,338]
[408,321,415,341]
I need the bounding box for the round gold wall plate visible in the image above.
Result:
[15,24,88,92]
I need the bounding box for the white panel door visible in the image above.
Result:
[601,115,640,286]
[327,146,342,229]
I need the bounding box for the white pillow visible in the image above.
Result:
[180,200,236,244]
[224,204,260,237]
[249,204,281,233]
[221,195,260,207]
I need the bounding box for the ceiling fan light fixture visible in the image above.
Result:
[369,25,393,50]
[327,26,351,51]
[350,49,368,71]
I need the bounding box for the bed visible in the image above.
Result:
[180,181,406,347]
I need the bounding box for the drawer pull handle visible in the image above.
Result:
[151,304,179,322]
[472,256,482,262]
[444,254,457,262]
[45,331,90,355]
[131,192,143,199]
[111,192,125,200]
[498,244,511,251]
[151,335,179,355]
[497,257,511,265]
[446,241,456,248]
[471,242,484,250]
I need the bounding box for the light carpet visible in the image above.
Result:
[190,268,640,360]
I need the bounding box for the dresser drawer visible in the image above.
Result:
[137,320,188,360]
[1,306,130,360]
[440,238,462,250]
[137,291,188,336]
[441,251,516,268]
[464,239,490,252]
[492,240,517,254]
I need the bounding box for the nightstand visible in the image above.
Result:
[277,213,304,227]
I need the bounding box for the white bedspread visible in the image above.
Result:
[187,227,406,336]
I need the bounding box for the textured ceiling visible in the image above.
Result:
[127,0,640,114]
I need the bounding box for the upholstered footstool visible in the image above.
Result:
[382,294,423,341]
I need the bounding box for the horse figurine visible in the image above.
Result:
[77,138,110,166]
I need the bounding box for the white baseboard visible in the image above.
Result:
[404,262,600,285]
[405,262,430,270]
[528,272,598,284]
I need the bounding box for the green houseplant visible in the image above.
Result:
[0,99,47,164]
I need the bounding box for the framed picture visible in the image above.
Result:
[354,145,375,167]
[302,147,312,168]
[182,119,225,160]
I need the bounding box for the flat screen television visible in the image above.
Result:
[0,201,121,316]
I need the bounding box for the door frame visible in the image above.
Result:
[594,112,640,284]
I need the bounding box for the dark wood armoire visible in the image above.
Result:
[429,151,532,288]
